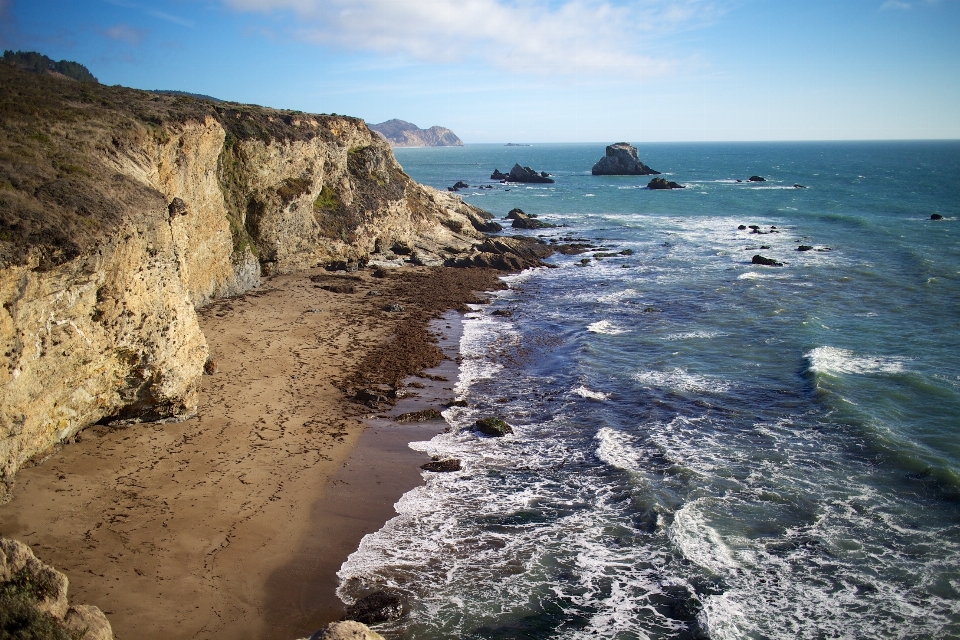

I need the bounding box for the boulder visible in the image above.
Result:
[797,245,813,252]
[395,409,443,423]
[738,225,747,230]
[748,176,766,182]
[511,211,556,229]
[752,254,783,266]
[63,606,114,640]
[647,178,684,190]
[475,417,513,437]
[309,620,385,640]
[344,591,406,625]
[793,184,806,189]
[420,459,462,472]
[931,213,944,220]
[490,169,509,180]
[591,143,659,176]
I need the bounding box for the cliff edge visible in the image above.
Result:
[0,64,492,500]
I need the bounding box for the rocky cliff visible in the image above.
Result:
[369,119,463,147]
[0,65,493,500]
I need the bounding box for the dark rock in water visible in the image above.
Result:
[749,176,766,182]
[752,254,783,266]
[931,213,944,220]
[496,163,555,184]
[579,258,591,266]
[648,177,684,190]
[420,458,461,472]
[553,243,595,255]
[444,399,469,408]
[344,590,406,625]
[490,169,509,180]
[475,417,513,437]
[492,309,513,317]
[760,245,770,250]
[355,386,393,407]
[738,225,747,230]
[797,245,814,252]
[793,184,806,189]
[452,181,469,189]
[511,210,556,229]
[505,208,526,220]
[736,179,743,183]
[619,249,634,255]
[591,142,659,176]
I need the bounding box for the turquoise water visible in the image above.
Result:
[338,142,960,639]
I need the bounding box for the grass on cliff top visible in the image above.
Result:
[0,63,367,269]
[0,570,83,640]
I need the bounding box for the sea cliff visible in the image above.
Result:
[0,64,490,500]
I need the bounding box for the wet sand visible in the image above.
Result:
[0,266,498,640]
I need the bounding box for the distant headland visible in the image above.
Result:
[369,119,463,147]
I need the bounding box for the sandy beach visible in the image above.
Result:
[0,265,500,639]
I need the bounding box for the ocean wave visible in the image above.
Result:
[633,368,732,394]
[805,346,907,375]
[587,319,629,334]
[572,385,610,400]
[595,427,645,474]
[597,288,637,304]
[664,331,725,340]
[669,500,741,574]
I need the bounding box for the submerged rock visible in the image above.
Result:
[492,164,555,184]
[475,417,513,437]
[344,591,406,625]
[752,254,783,266]
[591,142,659,176]
[797,245,814,252]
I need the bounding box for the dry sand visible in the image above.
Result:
[0,265,500,639]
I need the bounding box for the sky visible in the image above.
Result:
[2,0,959,142]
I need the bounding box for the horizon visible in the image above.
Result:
[3,0,959,144]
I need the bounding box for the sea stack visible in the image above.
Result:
[591,143,659,176]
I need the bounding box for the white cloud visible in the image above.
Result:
[102,23,147,44]
[222,0,724,78]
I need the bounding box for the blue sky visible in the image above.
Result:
[3,0,959,142]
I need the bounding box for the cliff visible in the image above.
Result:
[0,64,492,500]
[369,119,463,147]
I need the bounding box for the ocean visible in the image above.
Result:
[337,142,960,639]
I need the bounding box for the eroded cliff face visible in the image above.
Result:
[0,65,491,500]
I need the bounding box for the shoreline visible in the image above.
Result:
[0,265,497,639]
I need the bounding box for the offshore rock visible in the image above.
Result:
[494,164,555,184]
[511,211,556,229]
[749,175,766,182]
[450,236,556,271]
[648,178,685,190]
[752,254,783,266]
[591,143,659,176]
[475,417,513,437]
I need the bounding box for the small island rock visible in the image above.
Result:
[749,176,766,182]
[931,213,944,220]
[591,142,659,176]
[491,164,555,184]
[752,254,783,266]
[648,178,685,190]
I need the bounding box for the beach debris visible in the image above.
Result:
[647,177,685,190]
[752,254,783,266]
[394,409,443,423]
[420,458,461,472]
[591,142,660,176]
[474,417,513,437]
[344,590,406,625]
[308,621,385,640]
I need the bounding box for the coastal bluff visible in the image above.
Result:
[0,64,493,501]
[369,119,463,147]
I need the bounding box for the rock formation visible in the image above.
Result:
[0,64,498,499]
[304,621,385,640]
[491,164,555,184]
[1,537,114,639]
[369,119,463,147]
[647,178,685,190]
[591,143,659,176]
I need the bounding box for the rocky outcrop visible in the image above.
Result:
[648,178,684,190]
[591,143,659,176]
[1,538,114,640]
[474,417,513,437]
[450,236,556,271]
[369,119,463,147]
[752,254,783,266]
[491,164,555,184]
[345,590,406,624]
[0,64,496,498]
[305,621,385,640]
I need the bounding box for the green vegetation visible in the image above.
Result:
[1,50,97,83]
[313,186,340,211]
[0,569,83,640]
